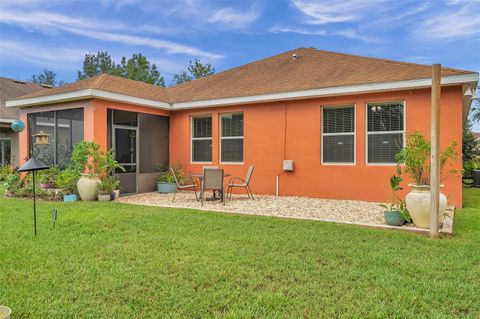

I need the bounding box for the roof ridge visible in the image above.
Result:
[169,48,305,90]
[305,47,474,74]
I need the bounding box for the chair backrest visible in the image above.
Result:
[170,167,180,186]
[245,166,255,184]
[203,168,224,190]
[203,166,218,170]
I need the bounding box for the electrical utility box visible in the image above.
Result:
[283,160,294,171]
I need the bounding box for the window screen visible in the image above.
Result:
[322,106,355,163]
[367,102,404,163]
[191,116,212,162]
[221,113,244,162]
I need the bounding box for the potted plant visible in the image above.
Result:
[380,173,411,226]
[109,177,121,200]
[72,141,102,201]
[98,150,124,199]
[38,165,60,189]
[396,132,458,228]
[156,163,184,193]
[56,167,79,202]
[97,177,116,202]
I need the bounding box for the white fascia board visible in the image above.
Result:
[0,118,16,123]
[6,88,171,110]
[171,73,479,109]
[6,73,478,110]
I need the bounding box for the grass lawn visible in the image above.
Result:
[1,187,479,318]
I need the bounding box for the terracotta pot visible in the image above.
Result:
[77,174,101,201]
[405,184,447,229]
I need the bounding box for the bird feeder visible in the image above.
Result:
[33,131,51,145]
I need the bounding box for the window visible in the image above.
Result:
[191,116,212,162]
[220,112,244,163]
[28,108,84,167]
[366,102,405,164]
[0,138,11,166]
[322,106,355,164]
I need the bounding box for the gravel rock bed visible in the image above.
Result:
[117,191,387,225]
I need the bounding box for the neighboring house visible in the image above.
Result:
[6,48,479,207]
[472,132,480,141]
[0,77,50,167]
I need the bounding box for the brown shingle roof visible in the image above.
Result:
[10,47,476,105]
[0,77,50,119]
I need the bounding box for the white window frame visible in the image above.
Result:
[219,112,244,164]
[190,115,212,164]
[365,100,406,166]
[321,104,356,165]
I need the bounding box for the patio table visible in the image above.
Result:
[191,173,231,200]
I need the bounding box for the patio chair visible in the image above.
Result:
[201,168,225,206]
[227,166,255,200]
[171,167,198,203]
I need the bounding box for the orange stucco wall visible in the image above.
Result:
[18,86,464,207]
[170,86,463,207]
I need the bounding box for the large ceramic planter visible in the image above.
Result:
[384,210,405,226]
[405,185,447,229]
[77,174,101,201]
[157,182,177,193]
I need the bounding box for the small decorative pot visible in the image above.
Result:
[157,182,177,193]
[98,193,111,202]
[110,192,115,201]
[114,189,120,199]
[77,174,101,201]
[63,194,77,202]
[405,184,447,229]
[384,210,406,226]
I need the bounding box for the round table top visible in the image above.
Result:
[191,173,231,178]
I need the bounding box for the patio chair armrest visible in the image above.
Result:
[228,177,246,185]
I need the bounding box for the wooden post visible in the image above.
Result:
[430,64,441,238]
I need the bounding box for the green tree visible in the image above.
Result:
[171,58,215,85]
[463,120,480,161]
[117,54,165,86]
[30,69,61,86]
[172,71,193,85]
[77,52,165,86]
[77,51,120,80]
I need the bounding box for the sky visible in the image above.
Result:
[0,0,478,84]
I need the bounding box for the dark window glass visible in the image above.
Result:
[115,128,136,164]
[192,116,212,162]
[221,139,243,163]
[322,106,355,163]
[367,103,404,132]
[57,109,84,168]
[113,110,137,127]
[221,113,244,162]
[28,111,55,166]
[0,138,11,166]
[193,140,212,162]
[323,107,354,133]
[323,135,354,163]
[193,117,212,138]
[368,133,403,163]
[221,113,244,137]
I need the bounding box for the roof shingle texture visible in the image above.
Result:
[11,48,475,105]
[0,77,49,119]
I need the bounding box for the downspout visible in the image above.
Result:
[276,102,288,197]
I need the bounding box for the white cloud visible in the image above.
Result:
[269,25,384,43]
[207,7,260,29]
[0,40,87,68]
[0,9,222,60]
[414,3,480,41]
[290,0,380,25]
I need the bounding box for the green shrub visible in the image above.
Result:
[38,165,60,187]
[0,165,15,181]
[56,167,79,195]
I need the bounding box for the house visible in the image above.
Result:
[6,48,479,207]
[0,77,51,167]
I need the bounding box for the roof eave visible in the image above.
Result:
[6,73,478,110]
